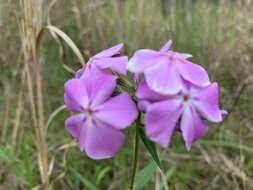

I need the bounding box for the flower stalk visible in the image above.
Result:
[129,114,141,190]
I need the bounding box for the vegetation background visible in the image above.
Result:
[0,0,253,189]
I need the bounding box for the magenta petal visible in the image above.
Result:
[193,82,222,122]
[85,120,125,160]
[94,43,124,58]
[136,80,167,101]
[65,114,85,140]
[127,49,162,73]
[145,62,183,95]
[177,60,210,87]
[145,99,182,147]
[64,79,89,111]
[93,56,128,75]
[159,40,172,52]
[95,93,138,129]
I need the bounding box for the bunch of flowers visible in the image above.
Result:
[64,39,225,171]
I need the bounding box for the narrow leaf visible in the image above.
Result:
[137,127,161,169]
[134,160,157,189]
[70,168,99,190]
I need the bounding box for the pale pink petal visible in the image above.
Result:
[192,82,222,122]
[177,60,210,87]
[145,99,182,147]
[85,120,125,160]
[145,62,183,95]
[95,93,138,129]
[127,49,163,73]
[64,79,89,111]
[94,43,124,58]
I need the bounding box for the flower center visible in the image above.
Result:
[183,94,190,102]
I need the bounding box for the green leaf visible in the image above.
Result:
[96,166,112,185]
[134,160,157,189]
[137,127,162,169]
[159,166,176,190]
[70,168,99,190]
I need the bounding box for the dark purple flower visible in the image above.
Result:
[76,43,128,78]
[137,79,223,150]
[127,40,210,95]
[64,67,138,159]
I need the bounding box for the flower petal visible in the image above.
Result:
[177,60,210,87]
[80,67,117,107]
[180,106,195,151]
[64,79,89,112]
[94,43,124,58]
[93,56,128,75]
[65,114,85,140]
[192,82,222,122]
[159,40,172,52]
[95,93,138,129]
[180,105,208,150]
[136,80,167,101]
[145,62,183,95]
[144,99,182,147]
[85,120,125,160]
[127,49,163,73]
[137,100,152,112]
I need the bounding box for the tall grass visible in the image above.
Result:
[0,0,253,189]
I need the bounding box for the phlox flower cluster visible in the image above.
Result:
[64,40,224,159]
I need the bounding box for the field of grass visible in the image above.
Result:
[0,0,253,189]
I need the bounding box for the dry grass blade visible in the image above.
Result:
[46,105,66,129]
[36,25,85,66]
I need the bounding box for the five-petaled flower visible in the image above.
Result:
[137,79,223,150]
[64,67,138,159]
[127,40,210,95]
[76,43,128,78]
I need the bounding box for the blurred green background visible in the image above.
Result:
[0,0,253,189]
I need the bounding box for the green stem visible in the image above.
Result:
[129,115,141,190]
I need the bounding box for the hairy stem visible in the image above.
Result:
[129,115,141,190]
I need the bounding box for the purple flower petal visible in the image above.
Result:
[180,105,208,150]
[94,43,124,58]
[80,67,117,107]
[137,100,152,112]
[127,49,163,73]
[144,99,182,147]
[64,79,89,112]
[95,93,138,129]
[180,106,195,151]
[190,106,208,141]
[136,80,167,101]
[145,62,183,95]
[193,82,222,122]
[159,40,172,52]
[93,56,128,75]
[65,114,85,140]
[176,60,210,87]
[84,120,125,160]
